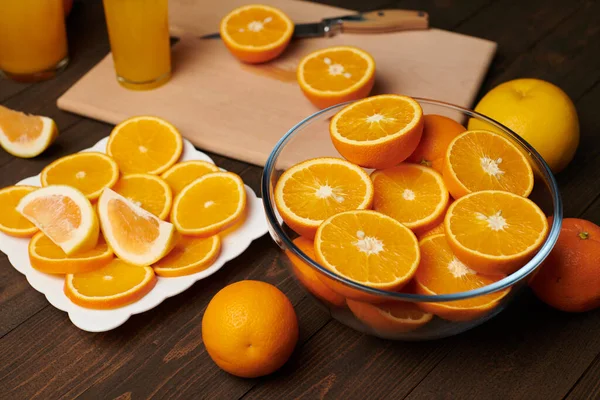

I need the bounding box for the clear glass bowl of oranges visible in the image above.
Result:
[262,96,562,340]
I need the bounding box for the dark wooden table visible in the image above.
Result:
[1,1,599,399]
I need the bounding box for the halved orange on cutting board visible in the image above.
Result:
[0,186,39,237]
[444,190,549,275]
[371,163,449,236]
[414,233,510,321]
[153,235,221,277]
[29,232,113,274]
[442,129,534,199]
[17,185,99,255]
[40,152,120,201]
[98,188,177,266]
[64,258,156,309]
[220,4,293,64]
[160,160,220,196]
[297,46,376,109]
[347,299,433,334]
[106,116,183,175]
[111,173,172,220]
[330,95,424,169]
[0,105,58,158]
[274,157,374,239]
[171,172,246,237]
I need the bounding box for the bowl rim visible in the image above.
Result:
[261,97,563,303]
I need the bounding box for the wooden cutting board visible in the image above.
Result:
[57,0,497,166]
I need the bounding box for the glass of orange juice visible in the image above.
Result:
[0,0,69,82]
[103,0,171,91]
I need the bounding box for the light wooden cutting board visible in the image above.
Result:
[57,0,497,166]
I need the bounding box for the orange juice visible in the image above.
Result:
[103,0,171,90]
[0,0,68,81]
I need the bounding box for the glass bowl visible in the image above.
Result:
[261,98,562,340]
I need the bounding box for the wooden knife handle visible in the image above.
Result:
[341,10,429,34]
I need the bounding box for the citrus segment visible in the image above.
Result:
[106,116,183,175]
[442,129,534,199]
[444,190,549,275]
[0,105,58,158]
[274,157,374,239]
[29,232,113,274]
[414,234,510,321]
[347,299,433,334]
[285,237,345,307]
[0,186,39,237]
[297,46,375,109]
[111,173,172,220]
[64,258,156,309]
[330,95,424,169]
[40,152,119,200]
[16,185,99,255]
[98,188,177,266]
[315,210,419,291]
[160,160,220,195]
[220,4,293,64]
[371,163,449,235]
[153,235,221,277]
[171,172,246,237]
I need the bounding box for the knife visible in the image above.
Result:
[201,9,429,39]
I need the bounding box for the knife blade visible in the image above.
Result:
[201,9,428,39]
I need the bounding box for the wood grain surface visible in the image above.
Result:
[1,0,599,399]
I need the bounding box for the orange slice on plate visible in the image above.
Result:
[285,237,345,307]
[220,4,293,64]
[315,210,419,291]
[347,299,433,334]
[297,46,375,109]
[106,116,183,175]
[0,105,58,158]
[111,173,172,220]
[40,152,119,200]
[444,190,549,275]
[64,258,156,309]
[153,235,221,277]
[28,232,113,274]
[17,185,99,255]
[274,157,374,239]
[160,160,220,195]
[442,129,534,199]
[171,172,246,237]
[330,95,424,169]
[98,188,177,266]
[371,163,449,236]
[414,233,510,321]
[0,186,39,237]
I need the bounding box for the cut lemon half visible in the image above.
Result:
[0,105,58,158]
[112,173,172,220]
[444,190,549,275]
[98,188,177,266]
[330,95,424,169]
[297,46,375,109]
[106,116,183,175]
[29,232,113,274]
[64,259,156,309]
[160,160,220,196]
[40,152,119,200]
[371,163,449,236]
[414,233,510,321]
[153,235,221,277]
[315,210,419,291]
[274,157,374,239]
[17,185,99,255]
[347,299,433,334]
[171,172,246,237]
[0,185,39,237]
[220,4,294,64]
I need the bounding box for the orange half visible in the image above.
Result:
[0,185,39,237]
[347,299,433,334]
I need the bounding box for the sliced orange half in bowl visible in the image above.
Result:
[347,299,433,334]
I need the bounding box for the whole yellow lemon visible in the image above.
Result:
[469,79,579,173]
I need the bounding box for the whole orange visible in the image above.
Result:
[407,114,466,173]
[202,280,298,378]
[530,218,600,312]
